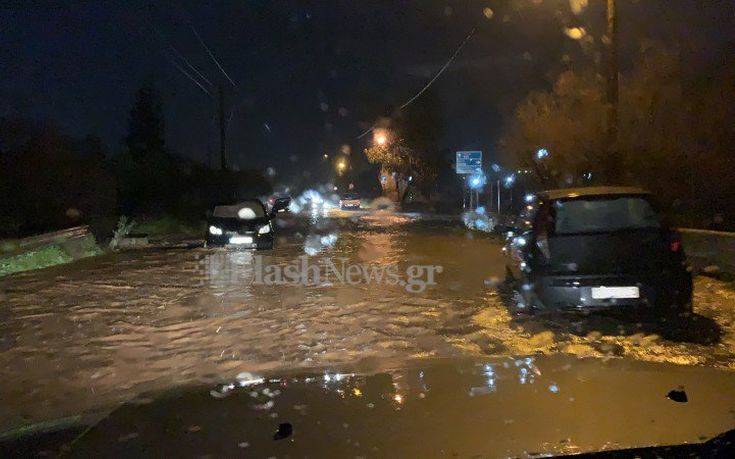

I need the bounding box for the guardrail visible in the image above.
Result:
[0,225,101,277]
[12,226,90,252]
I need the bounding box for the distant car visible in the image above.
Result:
[266,195,291,213]
[340,193,361,210]
[504,187,692,314]
[205,199,289,249]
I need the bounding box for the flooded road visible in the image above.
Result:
[1,211,735,433]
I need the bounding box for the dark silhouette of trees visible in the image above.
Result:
[0,118,116,237]
[0,84,272,238]
[116,85,271,217]
[499,44,735,226]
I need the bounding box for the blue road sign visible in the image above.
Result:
[456,151,482,174]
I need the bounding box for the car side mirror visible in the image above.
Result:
[269,197,291,217]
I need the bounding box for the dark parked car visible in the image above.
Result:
[266,194,292,214]
[339,193,361,210]
[504,187,692,314]
[205,198,289,248]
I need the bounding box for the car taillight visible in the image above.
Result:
[536,233,550,260]
[669,232,682,252]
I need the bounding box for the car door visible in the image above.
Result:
[504,212,536,280]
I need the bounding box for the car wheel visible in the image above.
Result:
[519,288,541,315]
[504,265,516,286]
[674,300,693,317]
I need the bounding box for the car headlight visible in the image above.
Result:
[258,224,271,235]
[209,225,223,236]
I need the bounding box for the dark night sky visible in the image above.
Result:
[2,1,733,182]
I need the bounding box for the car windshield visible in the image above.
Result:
[2,1,735,456]
[213,201,265,219]
[553,196,660,234]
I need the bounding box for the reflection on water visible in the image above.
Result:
[67,355,735,457]
[202,250,255,287]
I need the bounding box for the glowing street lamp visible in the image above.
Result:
[373,128,389,146]
[468,173,486,190]
[336,158,348,174]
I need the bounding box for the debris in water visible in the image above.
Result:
[667,388,688,403]
[273,422,293,440]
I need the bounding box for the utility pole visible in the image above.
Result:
[606,0,619,179]
[218,84,228,171]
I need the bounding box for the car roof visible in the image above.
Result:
[213,199,264,208]
[537,186,650,201]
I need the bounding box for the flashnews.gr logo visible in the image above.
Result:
[195,253,442,293]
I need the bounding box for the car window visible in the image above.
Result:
[552,196,660,234]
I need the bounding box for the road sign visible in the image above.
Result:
[456,151,482,174]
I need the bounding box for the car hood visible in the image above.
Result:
[66,355,735,457]
[208,216,269,231]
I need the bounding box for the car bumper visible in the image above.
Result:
[531,271,692,311]
[206,233,273,249]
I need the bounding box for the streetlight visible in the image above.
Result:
[373,128,389,146]
[336,158,347,175]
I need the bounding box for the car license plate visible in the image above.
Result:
[591,286,640,299]
[229,236,253,245]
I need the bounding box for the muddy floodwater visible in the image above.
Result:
[1,211,735,433]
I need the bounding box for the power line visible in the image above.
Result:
[153,26,212,96]
[162,50,213,97]
[356,26,477,140]
[168,44,214,89]
[191,25,237,88]
[154,28,214,89]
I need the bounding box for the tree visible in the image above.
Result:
[364,90,445,202]
[118,85,177,214]
[500,70,607,187]
[0,117,116,236]
[500,43,735,226]
[124,86,166,160]
[364,139,417,202]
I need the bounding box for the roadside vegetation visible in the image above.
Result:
[499,44,734,230]
[0,85,271,242]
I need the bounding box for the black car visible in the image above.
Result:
[205,198,289,249]
[339,193,361,210]
[504,187,692,313]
